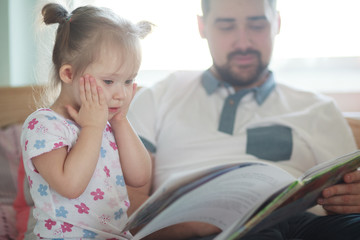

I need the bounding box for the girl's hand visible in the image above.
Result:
[67,75,108,130]
[109,82,137,124]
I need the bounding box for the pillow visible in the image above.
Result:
[0,124,36,239]
[13,156,36,240]
[0,124,22,204]
[0,203,17,240]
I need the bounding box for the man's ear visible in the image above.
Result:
[276,11,281,35]
[59,64,73,84]
[197,15,206,39]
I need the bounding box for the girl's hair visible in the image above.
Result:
[41,3,152,102]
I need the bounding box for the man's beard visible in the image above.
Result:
[214,49,268,88]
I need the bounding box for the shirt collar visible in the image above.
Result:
[201,69,276,105]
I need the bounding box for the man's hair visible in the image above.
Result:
[201,0,277,17]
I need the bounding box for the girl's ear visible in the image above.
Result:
[59,65,73,84]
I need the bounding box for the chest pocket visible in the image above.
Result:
[246,125,293,161]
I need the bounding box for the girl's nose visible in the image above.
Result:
[113,85,128,100]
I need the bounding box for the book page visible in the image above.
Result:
[132,163,295,240]
[216,150,360,240]
[301,150,360,180]
[215,181,301,240]
[126,162,246,230]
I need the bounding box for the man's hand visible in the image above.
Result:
[318,169,360,214]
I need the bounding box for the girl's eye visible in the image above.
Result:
[125,79,134,85]
[103,80,113,85]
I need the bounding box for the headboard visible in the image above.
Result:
[0,85,43,128]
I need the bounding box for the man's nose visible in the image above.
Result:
[233,28,252,50]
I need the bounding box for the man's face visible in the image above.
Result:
[199,0,280,88]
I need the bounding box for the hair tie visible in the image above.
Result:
[65,15,72,23]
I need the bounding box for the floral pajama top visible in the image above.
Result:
[21,108,132,239]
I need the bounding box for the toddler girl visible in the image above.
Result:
[21,3,152,239]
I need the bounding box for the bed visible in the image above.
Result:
[0,85,43,239]
[0,85,359,239]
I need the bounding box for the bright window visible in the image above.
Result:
[67,0,360,91]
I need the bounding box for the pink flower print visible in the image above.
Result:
[54,228,63,236]
[99,214,110,225]
[61,222,73,233]
[28,176,33,188]
[91,188,105,201]
[36,124,48,134]
[25,140,28,151]
[42,202,52,213]
[93,169,102,178]
[53,142,64,149]
[107,198,118,208]
[104,166,110,177]
[106,124,112,133]
[28,118,38,130]
[44,219,56,230]
[124,200,130,208]
[111,160,120,169]
[75,203,90,214]
[109,141,117,150]
[53,122,62,132]
[104,178,113,192]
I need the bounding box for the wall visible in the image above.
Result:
[0,0,10,86]
[0,0,37,87]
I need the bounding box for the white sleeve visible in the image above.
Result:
[308,100,357,163]
[128,87,158,153]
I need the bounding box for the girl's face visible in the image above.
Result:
[75,46,139,120]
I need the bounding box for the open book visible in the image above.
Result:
[125,150,360,240]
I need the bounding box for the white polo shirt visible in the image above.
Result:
[128,70,357,191]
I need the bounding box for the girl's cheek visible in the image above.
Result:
[126,87,134,101]
[121,85,132,97]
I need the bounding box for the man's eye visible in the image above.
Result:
[218,24,235,31]
[103,80,113,85]
[216,22,235,31]
[249,23,267,31]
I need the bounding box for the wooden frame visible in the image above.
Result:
[0,85,43,127]
[325,92,360,112]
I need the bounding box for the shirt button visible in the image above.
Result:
[229,99,234,105]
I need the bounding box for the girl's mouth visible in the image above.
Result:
[108,107,119,113]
